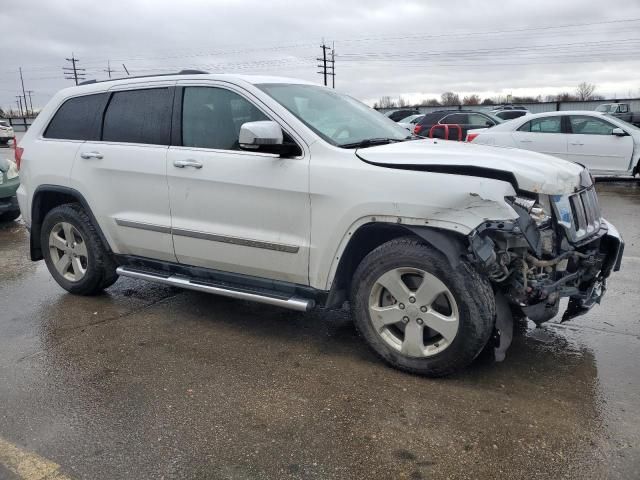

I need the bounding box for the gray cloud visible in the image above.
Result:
[1,0,639,110]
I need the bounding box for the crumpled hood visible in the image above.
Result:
[356,139,585,195]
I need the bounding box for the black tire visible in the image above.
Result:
[41,203,118,295]
[350,236,495,377]
[0,209,20,222]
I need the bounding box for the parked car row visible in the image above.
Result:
[385,104,640,178]
[467,110,640,177]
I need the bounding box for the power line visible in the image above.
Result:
[63,54,86,85]
[333,17,640,44]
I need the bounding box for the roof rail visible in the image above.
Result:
[78,69,209,86]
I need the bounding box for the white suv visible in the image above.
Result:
[15,72,623,376]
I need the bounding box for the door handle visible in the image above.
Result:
[80,151,103,160]
[519,140,533,143]
[173,159,203,169]
[570,142,584,146]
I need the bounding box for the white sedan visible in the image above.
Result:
[467,111,640,177]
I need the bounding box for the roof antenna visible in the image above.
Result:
[122,64,130,76]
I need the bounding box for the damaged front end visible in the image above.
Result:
[467,174,624,358]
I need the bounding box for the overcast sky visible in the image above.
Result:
[1,0,639,111]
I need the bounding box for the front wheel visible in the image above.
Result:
[350,237,495,377]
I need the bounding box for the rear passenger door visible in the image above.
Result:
[511,116,568,160]
[69,83,177,262]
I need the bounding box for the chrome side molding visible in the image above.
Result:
[116,266,314,312]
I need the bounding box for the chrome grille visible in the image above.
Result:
[568,187,602,240]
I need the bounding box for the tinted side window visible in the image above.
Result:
[418,113,443,125]
[102,88,171,145]
[499,111,526,120]
[182,87,268,150]
[44,93,109,140]
[441,113,467,124]
[518,117,561,133]
[467,113,493,127]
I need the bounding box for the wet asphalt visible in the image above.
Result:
[0,143,639,478]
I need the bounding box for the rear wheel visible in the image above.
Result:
[41,203,118,295]
[350,237,495,376]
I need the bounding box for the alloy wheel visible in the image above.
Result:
[368,267,459,357]
[48,222,88,282]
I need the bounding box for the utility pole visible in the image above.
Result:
[317,42,331,86]
[63,53,86,85]
[16,96,24,117]
[104,60,115,79]
[26,90,34,115]
[19,67,29,115]
[330,44,336,89]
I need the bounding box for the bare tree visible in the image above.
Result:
[377,96,397,109]
[481,98,495,106]
[556,92,578,102]
[576,82,596,101]
[441,92,460,106]
[463,94,481,105]
[424,98,441,106]
[397,96,407,108]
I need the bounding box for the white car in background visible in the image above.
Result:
[397,114,424,131]
[467,111,640,176]
[0,120,15,145]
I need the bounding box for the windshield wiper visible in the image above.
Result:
[340,137,406,149]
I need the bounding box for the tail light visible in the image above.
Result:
[466,133,479,142]
[414,124,423,135]
[14,138,24,170]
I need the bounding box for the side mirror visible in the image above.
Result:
[485,121,494,127]
[612,127,627,137]
[239,121,300,157]
[239,121,283,149]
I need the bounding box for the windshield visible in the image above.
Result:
[257,83,409,147]
[596,105,615,113]
[486,113,504,124]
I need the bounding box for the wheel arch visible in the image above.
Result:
[324,222,468,309]
[30,185,111,261]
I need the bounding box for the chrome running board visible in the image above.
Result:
[116,266,314,312]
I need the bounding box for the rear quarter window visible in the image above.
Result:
[44,93,109,140]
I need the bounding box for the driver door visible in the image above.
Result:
[565,115,633,172]
[166,83,311,285]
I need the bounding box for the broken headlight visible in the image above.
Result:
[509,195,552,227]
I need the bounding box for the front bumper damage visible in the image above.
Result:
[561,220,623,321]
[467,185,624,360]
